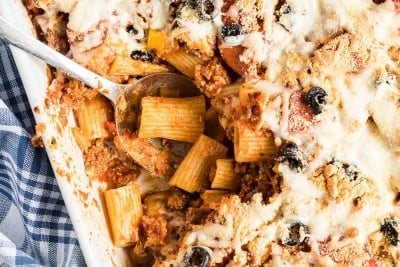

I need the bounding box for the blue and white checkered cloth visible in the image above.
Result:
[0,40,85,266]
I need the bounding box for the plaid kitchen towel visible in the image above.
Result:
[0,40,85,266]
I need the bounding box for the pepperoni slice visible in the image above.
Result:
[367,258,378,267]
[288,91,314,132]
[219,45,249,76]
[393,0,400,12]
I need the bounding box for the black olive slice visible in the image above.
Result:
[280,220,309,246]
[183,246,210,267]
[305,86,327,115]
[220,23,245,45]
[125,24,139,35]
[197,0,217,21]
[275,142,307,172]
[130,50,154,62]
[380,218,399,246]
[176,0,198,20]
[372,0,386,4]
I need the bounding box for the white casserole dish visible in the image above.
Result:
[0,0,131,266]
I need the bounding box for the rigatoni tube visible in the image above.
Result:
[104,183,143,247]
[234,122,277,162]
[163,50,203,78]
[108,55,168,76]
[138,96,205,143]
[169,134,228,193]
[211,159,240,191]
[74,94,114,141]
[147,29,202,78]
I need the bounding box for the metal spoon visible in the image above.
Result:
[0,16,198,134]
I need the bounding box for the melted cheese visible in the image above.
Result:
[263,0,400,263]
[278,0,323,38]
[172,19,217,42]
[179,0,400,265]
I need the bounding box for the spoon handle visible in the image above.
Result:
[0,16,119,103]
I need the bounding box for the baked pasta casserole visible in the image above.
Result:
[23,0,400,266]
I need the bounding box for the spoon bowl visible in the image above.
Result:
[0,16,198,136]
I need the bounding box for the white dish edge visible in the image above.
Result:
[0,0,131,266]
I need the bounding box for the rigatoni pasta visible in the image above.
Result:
[74,94,114,141]
[169,134,228,193]
[138,95,205,143]
[147,29,203,78]
[234,122,277,162]
[104,183,142,247]
[162,50,202,79]
[108,55,168,76]
[211,158,240,191]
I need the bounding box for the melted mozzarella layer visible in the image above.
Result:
[182,0,400,264]
[258,0,400,259]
